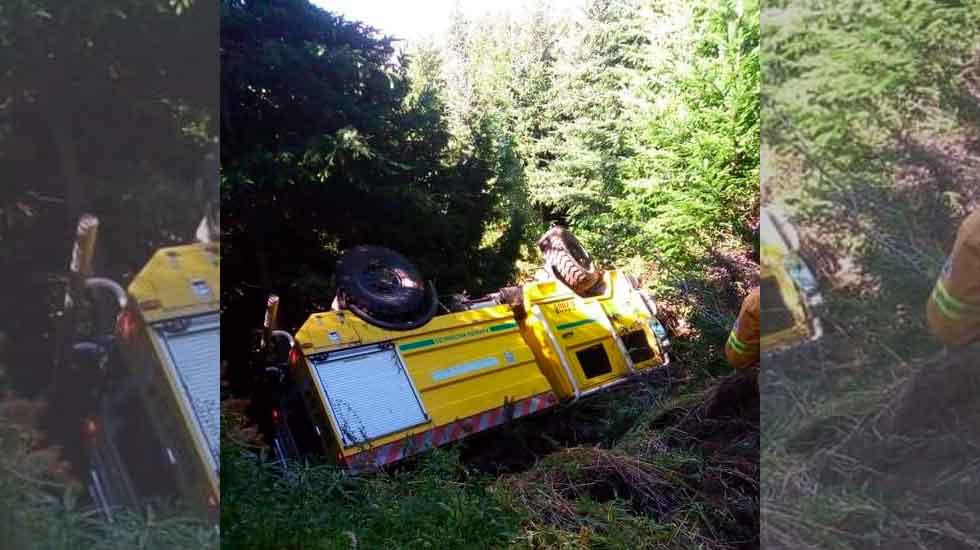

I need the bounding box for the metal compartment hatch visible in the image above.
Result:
[310,343,429,448]
[155,312,220,470]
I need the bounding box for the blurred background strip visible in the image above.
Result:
[0,1,219,547]
[760,1,980,548]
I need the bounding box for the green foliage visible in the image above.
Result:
[0,1,218,546]
[619,0,760,268]
[0,0,217,258]
[763,0,980,283]
[762,0,979,342]
[515,497,676,550]
[221,0,760,342]
[764,0,980,157]
[0,410,216,549]
[762,1,980,549]
[221,0,523,346]
[530,0,654,243]
[412,0,760,282]
[221,439,525,550]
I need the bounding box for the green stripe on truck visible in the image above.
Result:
[555,318,595,331]
[399,321,519,352]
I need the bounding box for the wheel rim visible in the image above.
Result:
[362,262,404,296]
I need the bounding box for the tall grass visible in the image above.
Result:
[0,404,217,550]
[221,441,525,550]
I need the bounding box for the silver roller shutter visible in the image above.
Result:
[311,344,428,448]
[156,313,220,471]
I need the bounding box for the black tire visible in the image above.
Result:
[336,246,426,317]
[537,226,600,295]
[346,281,439,331]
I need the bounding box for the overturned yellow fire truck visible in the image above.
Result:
[59,214,219,522]
[760,206,824,352]
[262,227,671,470]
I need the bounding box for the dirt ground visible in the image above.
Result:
[763,335,980,550]
[499,385,760,550]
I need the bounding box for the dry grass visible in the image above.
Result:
[502,384,760,550]
[0,397,217,549]
[762,339,980,550]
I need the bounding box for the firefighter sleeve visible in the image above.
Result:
[927,209,980,348]
[726,287,760,369]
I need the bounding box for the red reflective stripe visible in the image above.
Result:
[373,445,388,467]
[488,407,502,428]
[344,392,560,469]
[347,452,363,470]
[377,445,390,466]
[386,440,404,464]
[513,399,525,418]
[439,423,453,444]
[449,421,464,442]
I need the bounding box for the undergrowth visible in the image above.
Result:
[222,441,522,550]
[0,399,217,550]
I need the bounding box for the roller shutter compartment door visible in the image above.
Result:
[311,344,428,448]
[157,314,220,471]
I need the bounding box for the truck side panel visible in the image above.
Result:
[296,307,556,462]
[116,318,214,511]
[291,270,669,469]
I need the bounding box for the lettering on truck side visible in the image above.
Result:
[399,322,518,352]
[552,302,574,314]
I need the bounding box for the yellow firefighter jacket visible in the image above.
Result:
[726,287,760,369]
[927,209,980,348]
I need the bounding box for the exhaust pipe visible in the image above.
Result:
[263,294,280,350]
[56,214,129,376]
[65,214,100,309]
[262,294,294,365]
[56,214,100,372]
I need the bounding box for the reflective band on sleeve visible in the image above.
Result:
[933,279,980,321]
[727,331,753,355]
